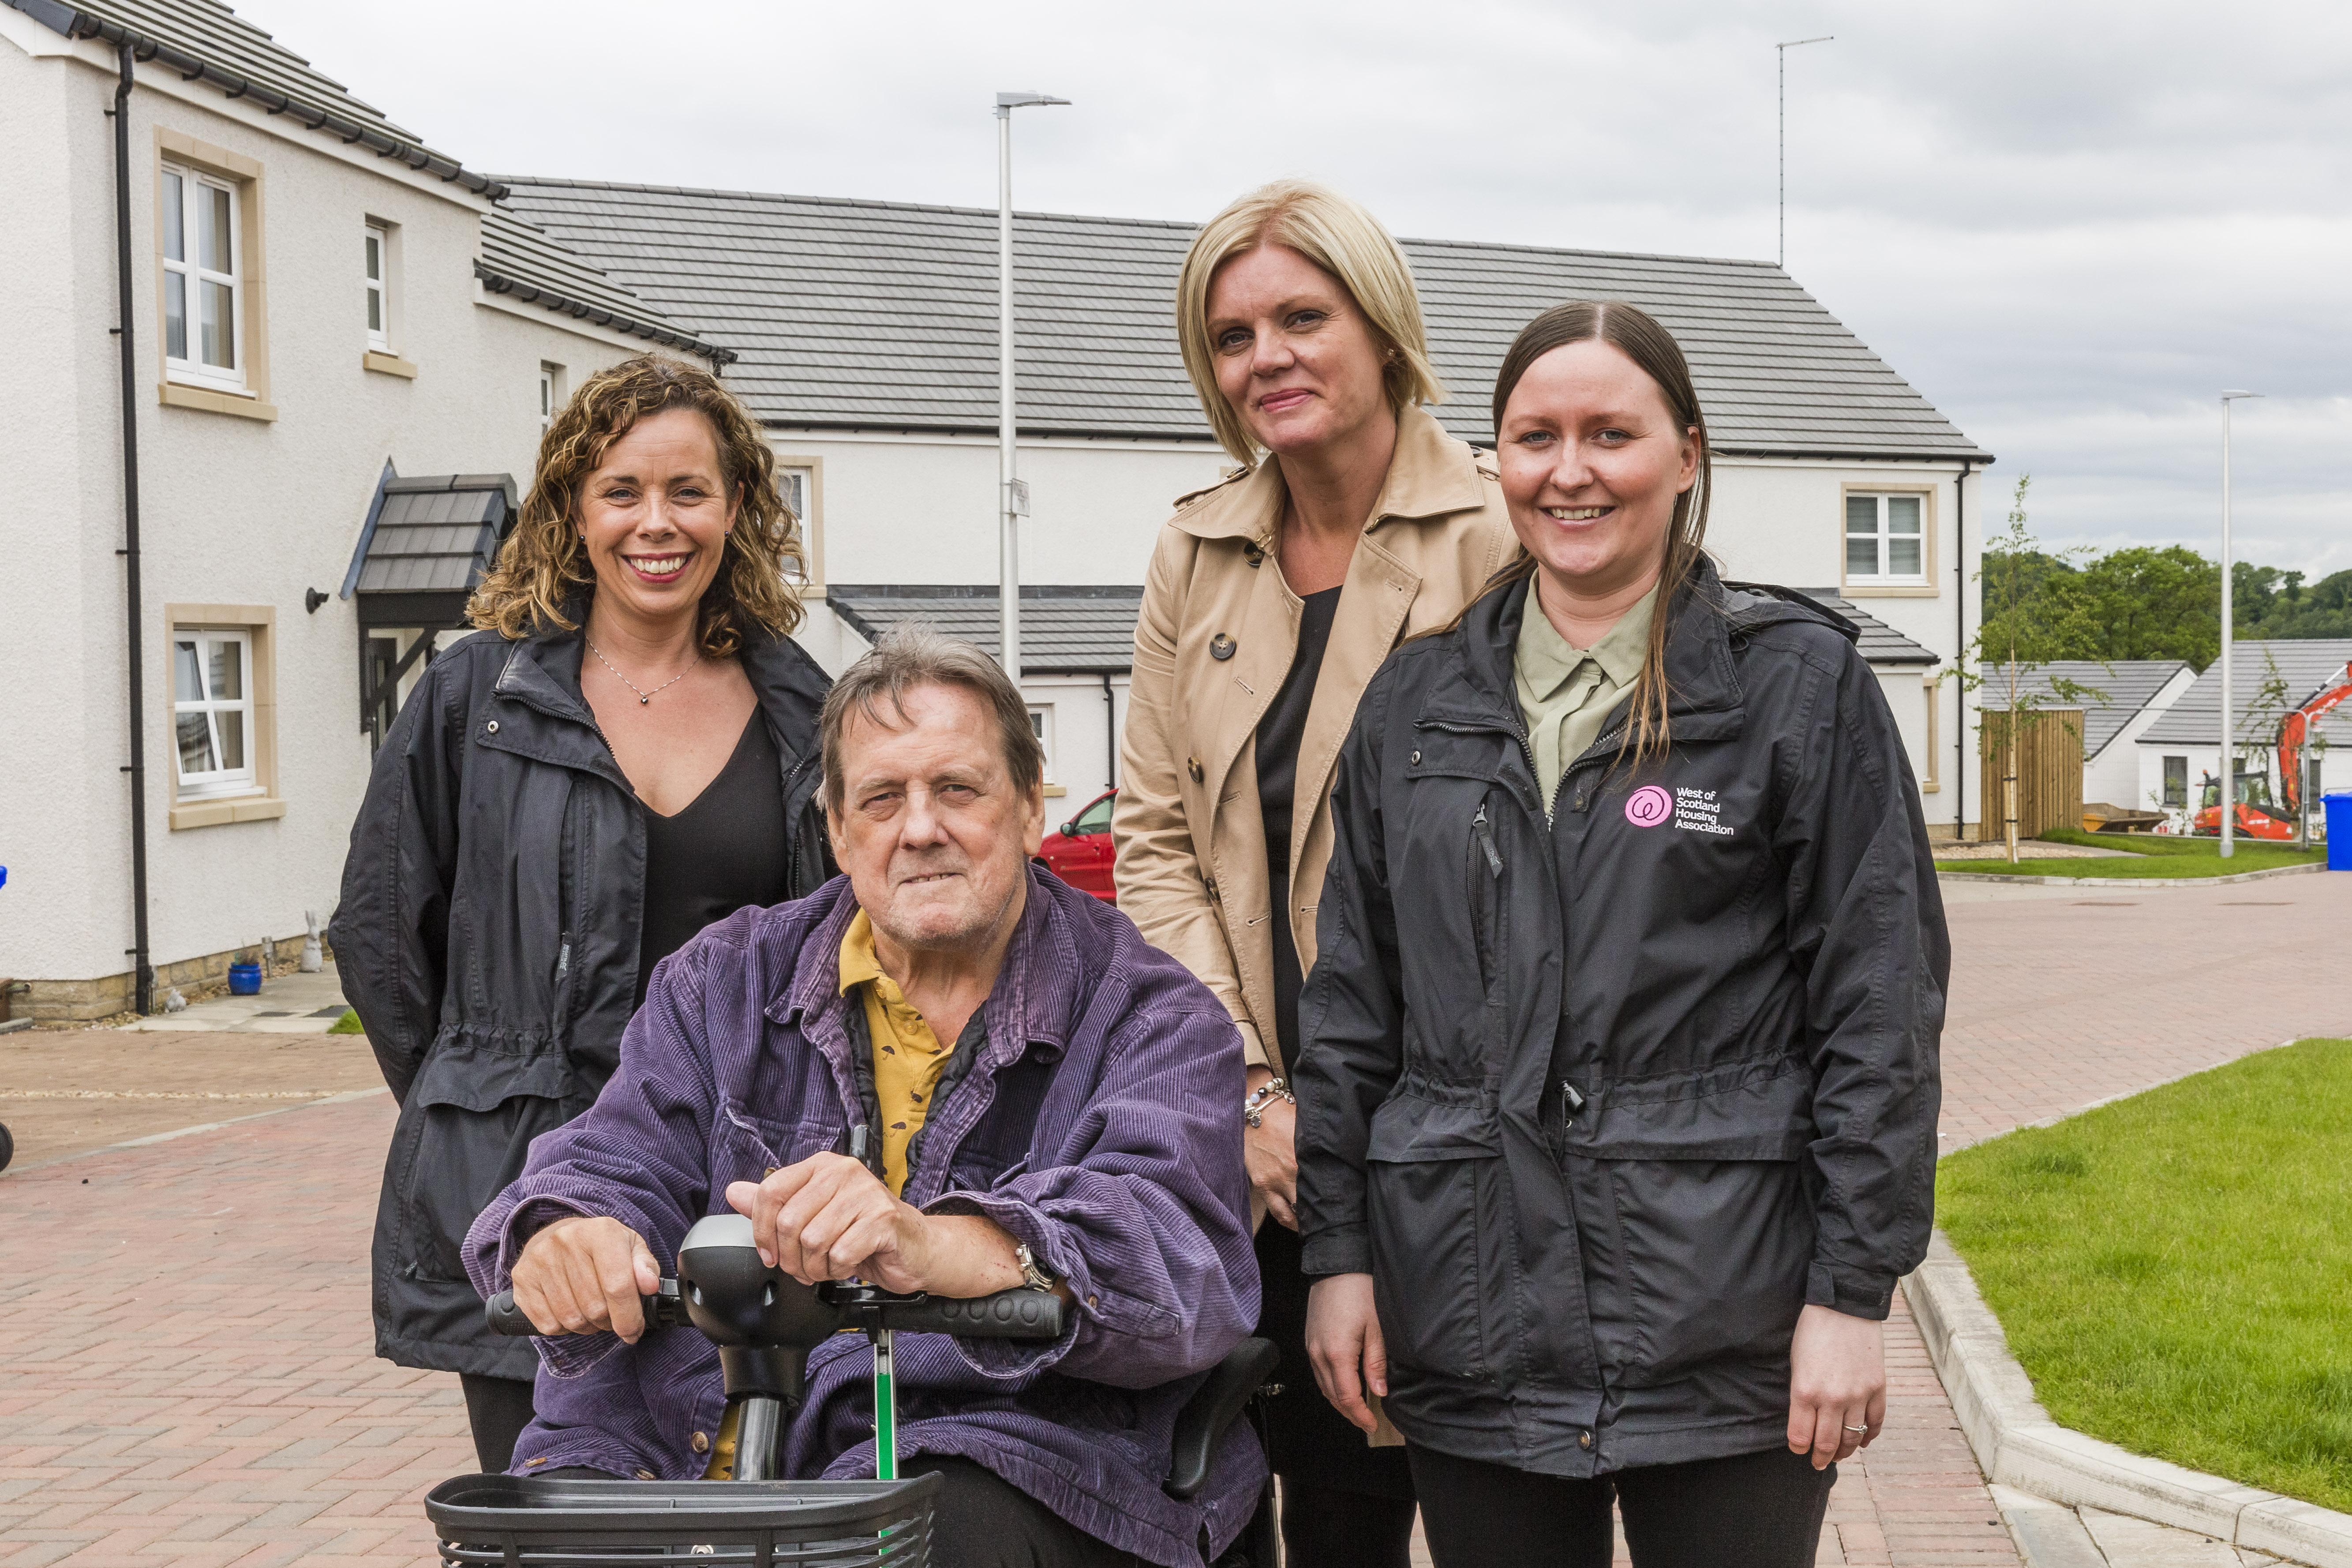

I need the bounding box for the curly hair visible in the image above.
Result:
[468,354,805,655]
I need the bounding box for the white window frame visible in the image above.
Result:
[364,223,390,351]
[1844,490,1929,586]
[538,364,558,432]
[1028,704,1056,783]
[172,629,259,801]
[161,161,246,393]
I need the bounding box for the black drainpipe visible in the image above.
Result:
[1101,672,1118,791]
[1954,459,1972,841]
[109,40,154,1016]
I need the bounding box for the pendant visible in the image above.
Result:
[640,695,651,706]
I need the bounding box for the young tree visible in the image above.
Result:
[1964,476,2105,863]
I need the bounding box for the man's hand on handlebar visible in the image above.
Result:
[726,1153,1027,1299]
[511,1216,663,1342]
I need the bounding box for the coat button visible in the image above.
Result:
[633,1469,656,1481]
[1410,748,1421,765]
[1187,756,1204,782]
[689,1431,710,1454]
[1203,878,1218,900]
[1579,1430,1593,1451]
[485,720,499,735]
[1210,633,1236,661]
[524,1456,548,1467]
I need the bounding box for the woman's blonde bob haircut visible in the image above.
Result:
[1176,179,1446,465]
[468,353,806,655]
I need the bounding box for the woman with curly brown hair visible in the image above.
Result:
[331,354,833,1474]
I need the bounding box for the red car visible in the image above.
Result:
[1037,789,1117,901]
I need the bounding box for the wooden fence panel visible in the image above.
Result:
[1980,707,2085,840]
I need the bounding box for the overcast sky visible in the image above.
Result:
[242,0,2352,576]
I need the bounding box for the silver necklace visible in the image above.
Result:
[586,637,700,706]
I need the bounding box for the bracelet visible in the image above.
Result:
[1243,1078,1295,1128]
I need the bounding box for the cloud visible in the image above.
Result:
[238,0,2352,570]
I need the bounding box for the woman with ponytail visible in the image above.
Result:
[1293,302,1948,1566]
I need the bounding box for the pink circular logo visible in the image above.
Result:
[1625,786,1672,827]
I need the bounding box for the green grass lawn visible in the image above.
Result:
[327,1008,364,1035]
[1938,1039,2352,1511]
[1937,826,2325,879]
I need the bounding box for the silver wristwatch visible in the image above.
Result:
[1014,1241,1056,1293]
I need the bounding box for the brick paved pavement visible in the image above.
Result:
[3,871,2344,1565]
[1936,871,2350,1149]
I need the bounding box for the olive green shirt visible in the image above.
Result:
[1514,582,1658,813]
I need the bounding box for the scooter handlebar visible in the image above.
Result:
[483,1284,676,1338]
[483,1280,1064,1342]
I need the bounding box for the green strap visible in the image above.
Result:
[873,1328,898,1481]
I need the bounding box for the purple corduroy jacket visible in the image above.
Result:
[463,867,1263,1567]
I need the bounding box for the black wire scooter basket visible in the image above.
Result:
[426,1470,943,1566]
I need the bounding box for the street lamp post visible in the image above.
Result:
[994,90,1070,685]
[2218,389,2262,858]
[1776,36,1832,269]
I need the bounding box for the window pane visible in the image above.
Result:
[165,273,187,360]
[539,374,551,417]
[1889,537,1923,576]
[207,638,242,701]
[201,280,235,369]
[199,183,232,273]
[1887,496,1922,535]
[215,709,245,771]
[174,640,203,703]
[1847,536,1880,576]
[365,232,381,282]
[161,171,184,261]
[177,712,217,776]
[367,286,382,333]
[1845,495,1879,535]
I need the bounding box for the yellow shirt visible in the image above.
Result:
[706,909,958,1479]
[1514,582,1658,813]
[839,908,956,1199]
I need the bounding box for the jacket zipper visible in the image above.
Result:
[1471,801,1503,876]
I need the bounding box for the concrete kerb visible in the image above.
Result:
[1938,860,2329,889]
[1907,1230,2352,1566]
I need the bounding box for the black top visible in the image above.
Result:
[636,707,791,1007]
[1254,584,1343,1070]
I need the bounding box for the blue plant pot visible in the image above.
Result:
[228,963,262,995]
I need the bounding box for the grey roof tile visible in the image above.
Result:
[1977,659,2192,758]
[19,0,499,195]
[1791,591,1941,666]
[477,208,732,362]
[827,586,1142,674]
[494,179,1989,461]
[2135,641,2352,750]
[350,475,513,596]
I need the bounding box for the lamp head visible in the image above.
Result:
[2221,389,2263,401]
[995,91,1072,116]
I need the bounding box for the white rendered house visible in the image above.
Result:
[0,0,728,1018]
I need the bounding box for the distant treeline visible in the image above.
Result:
[1978,547,2352,672]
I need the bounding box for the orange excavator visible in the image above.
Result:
[2192,658,2352,840]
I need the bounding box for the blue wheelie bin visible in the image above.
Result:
[2327,791,2352,872]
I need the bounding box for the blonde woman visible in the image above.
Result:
[1113,180,1516,1566]
[331,354,831,1477]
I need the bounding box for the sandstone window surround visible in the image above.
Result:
[155,129,275,422]
[165,604,285,830]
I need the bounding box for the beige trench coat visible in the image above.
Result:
[1113,405,1519,1074]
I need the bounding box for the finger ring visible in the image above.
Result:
[1844,1424,1868,1434]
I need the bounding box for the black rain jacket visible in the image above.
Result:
[1294,562,1947,1475]
[330,622,831,1377]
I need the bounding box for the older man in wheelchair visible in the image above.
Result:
[462,625,1268,1568]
